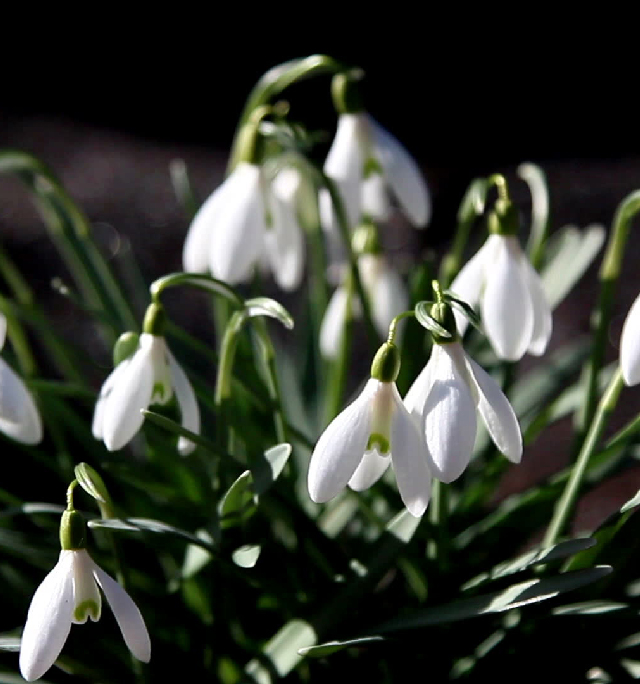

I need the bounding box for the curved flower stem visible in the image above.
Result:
[544,368,624,547]
[518,162,550,271]
[321,173,380,352]
[574,190,640,446]
[150,272,243,308]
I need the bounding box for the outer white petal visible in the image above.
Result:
[92,358,132,441]
[449,236,496,336]
[324,114,365,228]
[464,354,522,463]
[361,172,391,221]
[167,350,200,455]
[520,256,552,355]
[209,163,266,284]
[101,336,155,451]
[348,448,390,491]
[371,262,408,340]
[389,385,431,517]
[403,352,437,419]
[20,551,75,682]
[423,343,477,483]
[481,236,534,361]
[621,292,640,386]
[0,357,43,445]
[319,287,349,359]
[265,187,305,291]
[182,173,230,273]
[93,564,151,663]
[308,379,377,502]
[369,115,431,227]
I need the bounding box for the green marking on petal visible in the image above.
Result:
[74,599,100,623]
[367,432,390,454]
[152,382,172,404]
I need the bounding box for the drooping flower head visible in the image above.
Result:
[308,340,431,517]
[92,303,199,454]
[320,70,431,233]
[405,284,522,483]
[19,489,150,681]
[450,181,552,361]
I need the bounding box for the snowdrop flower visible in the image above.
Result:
[92,304,199,454]
[0,312,42,445]
[405,292,522,483]
[620,291,640,386]
[20,505,150,681]
[450,203,552,361]
[308,341,431,516]
[321,72,431,232]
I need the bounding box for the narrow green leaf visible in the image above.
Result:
[74,463,109,504]
[620,487,640,514]
[552,600,628,615]
[245,297,294,329]
[232,544,261,568]
[150,272,243,307]
[182,529,215,578]
[298,635,385,658]
[414,301,451,338]
[376,566,612,631]
[218,471,256,527]
[251,443,292,495]
[142,410,222,457]
[0,637,21,652]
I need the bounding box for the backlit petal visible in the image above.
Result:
[319,287,349,359]
[520,256,552,355]
[361,172,391,221]
[390,386,431,516]
[403,350,437,420]
[369,115,431,227]
[92,358,132,441]
[308,379,377,502]
[209,163,266,284]
[464,354,522,463]
[101,337,154,451]
[423,343,477,483]
[93,565,151,663]
[20,551,74,682]
[368,259,408,341]
[0,357,43,445]
[167,350,200,455]
[265,184,305,291]
[482,236,534,361]
[621,292,640,386]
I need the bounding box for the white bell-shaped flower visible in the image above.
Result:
[323,112,431,231]
[450,234,552,361]
[320,253,408,359]
[620,291,640,386]
[183,161,267,285]
[0,313,42,445]
[92,332,199,454]
[405,339,522,483]
[308,343,431,516]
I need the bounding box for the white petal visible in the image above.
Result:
[481,236,534,361]
[92,358,132,441]
[0,312,6,350]
[371,261,408,340]
[93,564,151,663]
[167,350,200,455]
[361,172,391,221]
[389,385,431,516]
[449,236,496,336]
[369,115,431,227]
[101,337,154,451]
[423,343,477,483]
[308,379,377,502]
[403,352,437,419]
[265,188,305,291]
[71,549,101,624]
[182,173,229,273]
[209,163,266,284]
[319,287,349,359]
[0,357,43,445]
[621,292,640,386]
[520,256,552,355]
[348,448,390,491]
[464,354,522,463]
[20,551,74,682]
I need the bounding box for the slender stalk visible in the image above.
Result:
[518,162,550,270]
[428,479,449,569]
[544,368,624,547]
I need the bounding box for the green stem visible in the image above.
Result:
[428,479,449,569]
[214,311,246,407]
[544,368,624,547]
[518,163,550,270]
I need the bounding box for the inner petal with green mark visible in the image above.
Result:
[367,382,395,456]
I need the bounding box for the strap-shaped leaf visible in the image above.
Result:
[245,297,294,329]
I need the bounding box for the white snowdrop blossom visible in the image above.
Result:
[450,234,552,361]
[308,344,431,517]
[19,547,150,681]
[0,312,42,445]
[620,291,640,386]
[404,340,522,483]
[92,333,199,454]
[320,254,408,358]
[322,113,431,231]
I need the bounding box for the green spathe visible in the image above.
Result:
[370,342,400,383]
